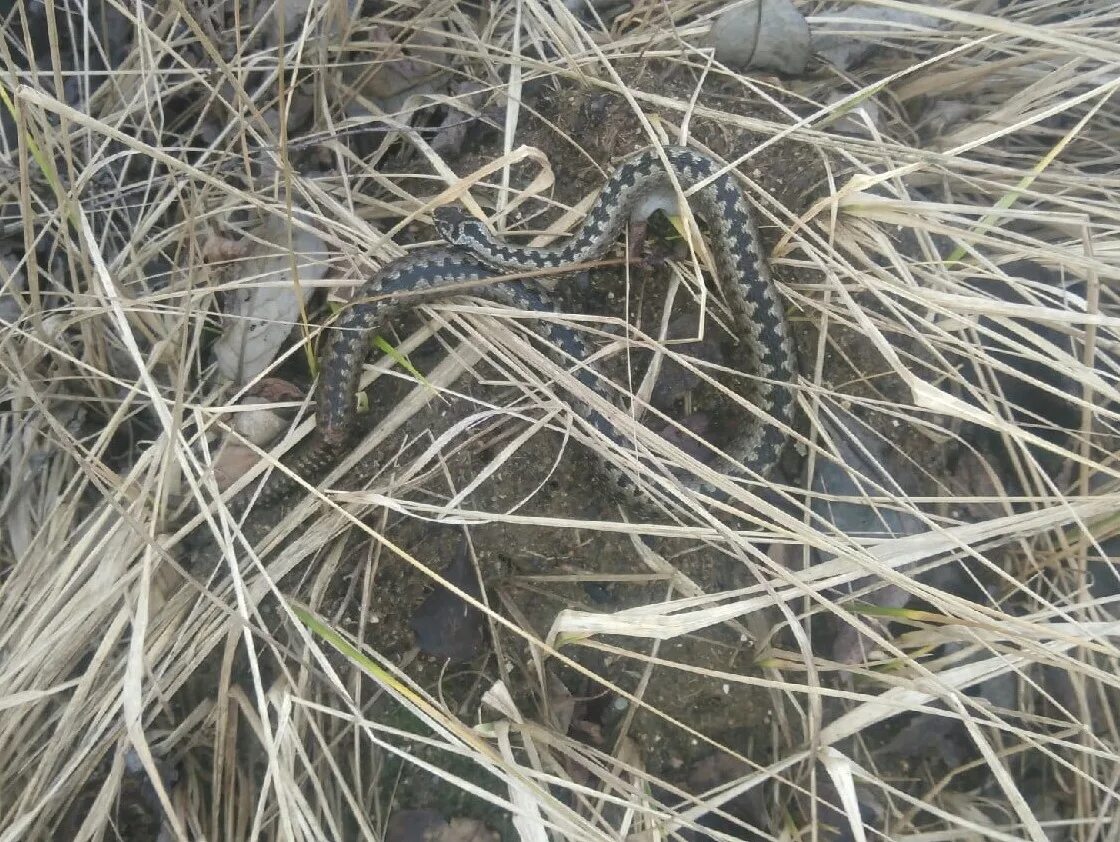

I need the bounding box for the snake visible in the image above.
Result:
[238,145,797,511]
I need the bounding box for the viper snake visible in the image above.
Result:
[237,146,797,511]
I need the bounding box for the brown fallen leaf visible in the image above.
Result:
[202,231,251,264]
[211,382,305,491]
[410,542,488,663]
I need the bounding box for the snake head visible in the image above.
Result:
[432,206,488,248]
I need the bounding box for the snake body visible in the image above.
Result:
[244,146,796,510]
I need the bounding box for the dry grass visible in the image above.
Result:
[1,0,1119,839]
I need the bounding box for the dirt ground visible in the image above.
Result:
[176,59,939,835]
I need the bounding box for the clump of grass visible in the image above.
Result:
[1,1,1118,839]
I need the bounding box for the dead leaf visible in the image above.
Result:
[437,818,498,842]
[385,809,446,842]
[202,232,251,264]
[212,218,326,384]
[544,671,575,735]
[430,83,488,155]
[211,388,302,491]
[348,25,449,111]
[410,542,488,663]
[385,811,498,842]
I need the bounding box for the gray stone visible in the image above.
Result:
[814,4,942,70]
[712,0,811,75]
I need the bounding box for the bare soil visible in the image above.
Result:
[179,59,935,832]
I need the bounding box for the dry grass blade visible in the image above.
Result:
[1,0,1118,840]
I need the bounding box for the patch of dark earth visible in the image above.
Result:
[174,61,1006,834]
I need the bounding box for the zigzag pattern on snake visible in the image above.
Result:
[240,145,798,511]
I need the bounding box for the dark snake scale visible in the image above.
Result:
[241,146,797,511]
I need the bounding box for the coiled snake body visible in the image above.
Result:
[244,146,797,511]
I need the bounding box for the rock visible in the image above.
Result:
[814,4,942,71]
[712,0,810,75]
